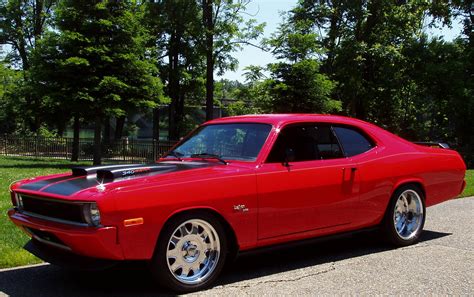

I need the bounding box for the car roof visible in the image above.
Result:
[205,114,370,127]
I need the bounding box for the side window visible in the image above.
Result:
[266,124,343,163]
[315,125,344,159]
[333,126,374,157]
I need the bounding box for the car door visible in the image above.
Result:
[256,123,360,240]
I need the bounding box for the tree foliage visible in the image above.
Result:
[30,0,164,164]
[145,0,203,140]
[0,0,56,70]
[262,18,340,113]
[280,0,473,166]
[0,0,472,167]
[201,0,264,121]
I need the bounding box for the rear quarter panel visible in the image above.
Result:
[350,124,466,229]
[416,148,466,206]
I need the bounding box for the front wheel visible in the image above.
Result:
[150,212,227,293]
[382,185,426,246]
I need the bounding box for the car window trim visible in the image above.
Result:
[264,122,345,164]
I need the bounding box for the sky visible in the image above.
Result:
[219,0,464,82]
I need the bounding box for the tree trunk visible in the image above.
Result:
[203,0,214,121]
[93,115,102,165]
[71,116,80,162]
[114,116,125,140]
[168,32,181,140]
[33,0,44,40]
[153,107,160,140]
[205,49,214,121]
[103,116,111,145]
[352,0,381,120]
[323,3,342,75]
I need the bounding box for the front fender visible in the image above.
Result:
[114,173,258,259]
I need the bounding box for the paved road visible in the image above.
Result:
[1,198,473,296]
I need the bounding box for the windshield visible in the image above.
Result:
[169,123,272,161]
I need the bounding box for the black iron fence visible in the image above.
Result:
[0,135,177,162]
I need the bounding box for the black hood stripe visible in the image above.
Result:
[41,176,102,196]
[20,162,218,196]
[19,176,75,191]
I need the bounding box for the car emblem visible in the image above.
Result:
[233,204,249,213]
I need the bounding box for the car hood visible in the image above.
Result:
[14,161,225,197]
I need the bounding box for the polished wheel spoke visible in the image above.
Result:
[393,190,423,240]
[167,247,180,259]
[166,219,220,285]
[179,225,189,237]
[169,260,183,272]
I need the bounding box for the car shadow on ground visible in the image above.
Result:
[0,230,450,297]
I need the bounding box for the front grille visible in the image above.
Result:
[20,195,86,225]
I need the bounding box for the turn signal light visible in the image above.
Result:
[124,218,144,227]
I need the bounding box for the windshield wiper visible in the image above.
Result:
[190,153,228,165]
[166,151,183,161]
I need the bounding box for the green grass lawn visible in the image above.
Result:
[462,169,474,197]
[0,157,91,268]
[0,155,472,269]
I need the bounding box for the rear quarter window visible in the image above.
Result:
[333,126,374,157]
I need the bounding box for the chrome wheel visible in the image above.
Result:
[393,189,424,240]
[166,219,220,285]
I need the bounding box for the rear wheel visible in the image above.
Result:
[382,185,426,246]
[150,212,227,293]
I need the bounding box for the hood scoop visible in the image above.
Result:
[96,164,177,180]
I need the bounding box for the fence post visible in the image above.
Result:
[153,138,156,161]
[131,138,134,163]
[65,138,69,160]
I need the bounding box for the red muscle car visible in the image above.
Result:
[8,114,467,292]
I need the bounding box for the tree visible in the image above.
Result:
[266,60,338,113]
[0,62,23,133]
[201,0,264,121]
[287,0,473,165]
[263,18,340,113]
[31,0,164,164]
[0,0,57,131]
[0,0,56,70]
[145,0,203,140]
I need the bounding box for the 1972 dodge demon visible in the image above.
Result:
[8,114,467,292]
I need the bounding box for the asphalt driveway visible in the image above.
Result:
[1,197,473,296]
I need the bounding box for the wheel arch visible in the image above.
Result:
[382,179,426,218]
[156,207,239,260]
[390,179,426,201]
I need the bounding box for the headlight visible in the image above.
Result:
[10,191,17,206]
[17,194,23,209]
[82,202,101,227]
[11,192,23,209]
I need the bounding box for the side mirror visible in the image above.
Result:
[283,148,295,167]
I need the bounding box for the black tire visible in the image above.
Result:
[382,184,426,246]
[150,211,227,293]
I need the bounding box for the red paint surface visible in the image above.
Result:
[8,114,467,260]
